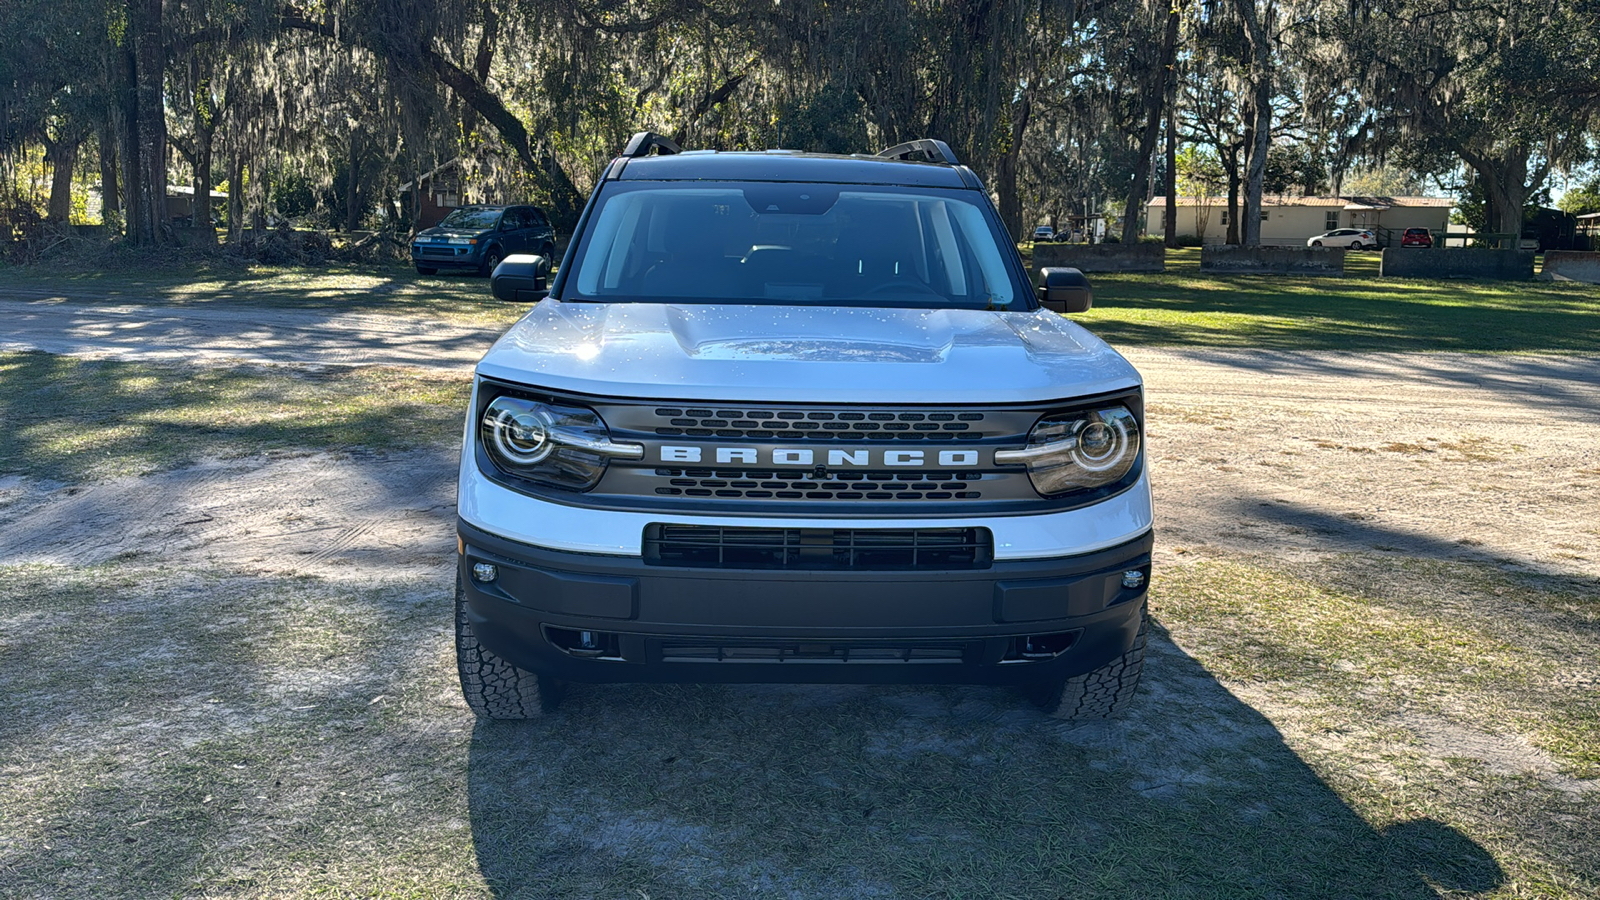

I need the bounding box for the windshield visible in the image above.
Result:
[564,182,1026,310]
[439,208,502,230]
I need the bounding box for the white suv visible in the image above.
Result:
[455,134,1153,720]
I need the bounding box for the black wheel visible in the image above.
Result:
[416,265,438,275]
[1026,604,1147,719]
[540,242,555,261]
[478,247,504,277]
[456,581,562,718]
[1311,240,1323,248]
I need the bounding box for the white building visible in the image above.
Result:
[1145,195,1455,246]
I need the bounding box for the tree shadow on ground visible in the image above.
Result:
[467,624,1504,898]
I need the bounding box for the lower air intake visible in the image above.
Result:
[642,524,993,570]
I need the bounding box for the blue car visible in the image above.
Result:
[412,205,557,276]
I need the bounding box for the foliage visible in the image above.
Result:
[1557,176,1600,217]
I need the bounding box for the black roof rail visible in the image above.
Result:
[876,139,959,166]
[622,131,683,158]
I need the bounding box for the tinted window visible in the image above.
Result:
[500,208,525,230]
[526,207,550,229]
[566,182,1025,310]
[440,208,502,230]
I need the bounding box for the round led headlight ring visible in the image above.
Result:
[1069,414,1133,473]
[487,404,555,465]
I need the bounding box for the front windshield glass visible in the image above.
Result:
[566,182,1024,309]
[439,208,502,230]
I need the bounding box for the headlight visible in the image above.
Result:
[995,405,1140,496]
[479,395,642,491]
[447,236,478,245]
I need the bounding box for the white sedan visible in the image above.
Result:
[1308,228,1378,250]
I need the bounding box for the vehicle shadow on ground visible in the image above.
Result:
[466,622,1503,898]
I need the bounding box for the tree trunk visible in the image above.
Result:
[193,133,214,241]
[98,122,121,220]
[997,94,1032,241]
[1121,3,1182,244]
[1225,147,1241,245]
[227,149,243,241]
[125,0,169,246]
[346,131,361,232]
[1237,0,1274,248]
[43,136,78,224]
[1164,105,1178,248]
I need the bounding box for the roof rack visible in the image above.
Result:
[876,139,959,166]
[622,131,683,158]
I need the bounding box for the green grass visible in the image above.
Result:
[1060,247,1600,353]
[1,556,1593,898]
[0,352,469,482]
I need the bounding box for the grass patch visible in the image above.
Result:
[1071,248,1600,353]
[0,352,468,482]
[0,556,1594,898]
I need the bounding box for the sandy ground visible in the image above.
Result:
[2,316,1596,581]
[0,293,498,368]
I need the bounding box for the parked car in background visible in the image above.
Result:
[1400,227,1433,248]
[412,205,557,276]
[1032,225,1055,242]
[1308,228,1378,250]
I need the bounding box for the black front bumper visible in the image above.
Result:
[458,519,1152,686]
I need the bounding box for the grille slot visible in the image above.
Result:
[645,407,990,442]
[650,469,984,501]
[660,640,968,664]
[643,525,993,570]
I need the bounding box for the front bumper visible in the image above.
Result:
[458,518,1152,686]
[412,243,483,268]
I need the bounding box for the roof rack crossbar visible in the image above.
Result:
[623,131,683,158]
[876,139,959,166]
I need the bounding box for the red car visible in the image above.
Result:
[1400,227,1433,248]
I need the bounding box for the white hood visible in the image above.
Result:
[474,302,1141,403]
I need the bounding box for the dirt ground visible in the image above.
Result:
[3,344,1596,583]
[2,299,1597,897]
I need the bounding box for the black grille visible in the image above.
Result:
[643,524,993,570]
[648,407,990,442]
[650,469,985,501]
[659,640,968,664]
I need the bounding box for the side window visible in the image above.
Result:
[500,209,524,230]
[527,208,550,230]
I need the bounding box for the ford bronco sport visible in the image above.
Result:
[455,134,1153,719]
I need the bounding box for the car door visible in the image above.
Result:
[526,207,554,256]
[498,208,525,254]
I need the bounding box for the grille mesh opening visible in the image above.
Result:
[647,407,990,442]
[659,640,969,663]
[643,525,993,570]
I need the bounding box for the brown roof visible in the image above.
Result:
[1149,195,1453,209]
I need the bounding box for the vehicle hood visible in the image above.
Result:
[415,225,490,240]
[475,302,1141,404]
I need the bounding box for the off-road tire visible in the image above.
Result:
[478,247,503,277]
[456,582,562,718]
[1028,605,1147,719]
[416,265,438,275]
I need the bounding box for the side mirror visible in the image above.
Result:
[1037,267,1092,314]
[491,254,552,302]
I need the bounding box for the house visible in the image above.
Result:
[399,158,466,228]
[1145,195,1455,247]
[166,185,228,226]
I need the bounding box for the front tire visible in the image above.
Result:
[1027,605,1148,719]
[478,247,503,278]
[456,581,562,718]
[1311,240,1323,248]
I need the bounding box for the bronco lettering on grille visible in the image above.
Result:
[659,446,983,467]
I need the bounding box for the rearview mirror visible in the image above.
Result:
[491,254,552,302]
[1037,267,1092,314]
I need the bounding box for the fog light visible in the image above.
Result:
[1121,570,1146,589]
[472,563,498,583]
